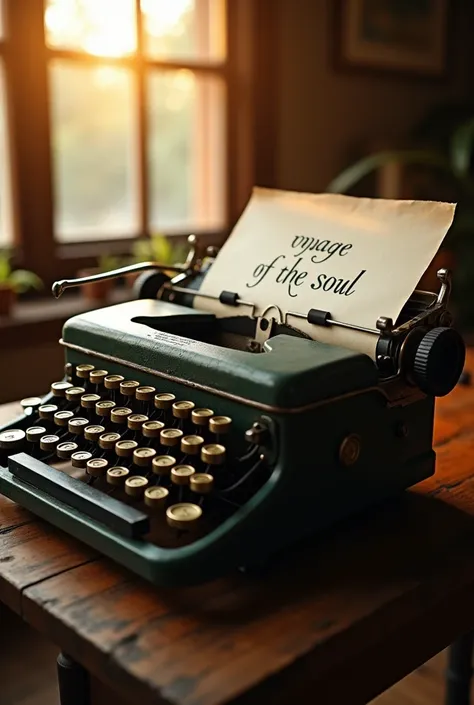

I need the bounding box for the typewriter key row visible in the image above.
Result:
[6,365,270,541]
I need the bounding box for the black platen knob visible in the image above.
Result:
[412,327,465,397]
[133,271,170,299]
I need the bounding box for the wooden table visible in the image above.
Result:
[2,359,474,705]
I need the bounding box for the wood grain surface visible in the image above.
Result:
[2,358,474,705]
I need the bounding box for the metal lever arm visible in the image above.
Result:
[52,261,187,299]
[8,453,150,538]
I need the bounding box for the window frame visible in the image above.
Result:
[1,0,262,287]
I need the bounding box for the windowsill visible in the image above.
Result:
[0,287,131,349]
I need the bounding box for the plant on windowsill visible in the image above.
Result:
[127,233,188,287]
[326,114,474,327]
[76,254,124,303]
[0,250,43,317]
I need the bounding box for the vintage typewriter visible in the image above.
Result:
[0,235,465,585]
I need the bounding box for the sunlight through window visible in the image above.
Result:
[142,0,226,61]
[0,62,12,245]
[45,0,136,57]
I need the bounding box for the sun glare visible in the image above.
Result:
[45,0,192,58]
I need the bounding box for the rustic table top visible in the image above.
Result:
[2,357,474,705]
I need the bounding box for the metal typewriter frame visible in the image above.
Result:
[0,237,458,586]
[52,234,454,382]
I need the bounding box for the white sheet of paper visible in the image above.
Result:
[196,188,456,358]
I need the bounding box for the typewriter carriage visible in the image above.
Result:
[53,233,465,398]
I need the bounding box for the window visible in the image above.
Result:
[0,0,256,284]
[46,0,226,242]
[0,0,12,245]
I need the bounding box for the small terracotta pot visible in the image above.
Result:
[77,268,112,303]
[0,285,15,316]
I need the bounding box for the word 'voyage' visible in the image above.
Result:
[245,234,366,298]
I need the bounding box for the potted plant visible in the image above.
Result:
[127,234,188,286]
[77,254,124,303]
[326,114,474,327]
[0,250,43,317]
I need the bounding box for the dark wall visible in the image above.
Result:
[274,0,474,193]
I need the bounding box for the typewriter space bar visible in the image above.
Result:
[8,453,150,539]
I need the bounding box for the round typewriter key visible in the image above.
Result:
[0,429,26,450]
[51,381,73,397]
[84,424,106,442]
[152,455,176,475]
[181,435,204,455]
[142,420,164,438]
[99,432,121,450]
[125,475,148,497]
[68,417,89,435]
[209,416,232,435]
[127,414,148,431]
[154,392,175,410]
[120,380,140,397]
[76,364,95,379]
[80,393,101,409]
[57,441,79,459]
[172,401,195,419]
[190,473,214,494]
[111,407,132,424]
[135,386,156,401]
[38,404,58,421]
[71,451,92,468]
[21,396,43,411]
[65,362,73,378]
[86,457,109,477]
[133,447,157,467]
[40,434,60,452]
[116,440,138,458]
[201,443,226,465]
[65,386,86,403]
[95,400,116,417]
[160,428,183,447]
[166,503,202,529]
[54,410,74,427]
[171,464,195,485]
[26,426,47,443]
[104,374,124,390]
[191,408,214,427]
[144,486,169,509]
[107,466,130,486]
[90,369,108,385]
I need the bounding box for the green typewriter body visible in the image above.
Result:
[0,244,465,585]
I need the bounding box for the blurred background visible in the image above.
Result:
[0,0,474,404]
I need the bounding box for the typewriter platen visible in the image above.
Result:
[0,235,465,585]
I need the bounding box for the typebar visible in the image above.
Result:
[8,453,150,539]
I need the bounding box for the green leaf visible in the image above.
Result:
[9,269,43,294]
[326,149,454,194]
[151,234,173,263]
[0,251,11,283]
[450,118,474,176]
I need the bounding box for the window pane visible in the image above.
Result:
[0,63,12,245]
[0,0,5,40]
[45,0,136,57]
[142,0,226,62]
[50,61,139,241]
[148,70,226,232]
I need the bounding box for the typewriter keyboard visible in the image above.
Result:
[0,365,273,547]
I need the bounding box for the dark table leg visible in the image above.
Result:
[57,651,91,705]
[446,632,474,705]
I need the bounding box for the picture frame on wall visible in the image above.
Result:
[336,0,449,78]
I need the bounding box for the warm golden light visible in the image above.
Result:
[45,0,136,56]
[45,0,194,58]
